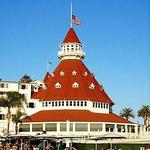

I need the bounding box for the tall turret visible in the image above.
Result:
[57,28,85,60]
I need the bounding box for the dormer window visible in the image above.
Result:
[51,73,54,77]
[55,82,61,88]
[72,82,79,88]
[34,86,39,92]
[89,83,95,89]
[72,70,77,76]
[83,72,88,76]
[60,71,64,76]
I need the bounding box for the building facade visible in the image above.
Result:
[0,80,43,134]
[18,28,138,138]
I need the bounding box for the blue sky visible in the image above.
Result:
[0,0,149,122]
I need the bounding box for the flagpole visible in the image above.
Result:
[71,1,73,27]
[47,60,53,72]
[47,60,49,72]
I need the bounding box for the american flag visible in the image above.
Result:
[72,15,80,25]
[48,61,53,65]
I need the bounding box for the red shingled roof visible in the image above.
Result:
[23,110,133,124]
[63,28,81,43]
[32,59,113,104]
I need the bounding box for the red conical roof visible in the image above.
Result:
[32,59,113,104]
[63,28,81,43]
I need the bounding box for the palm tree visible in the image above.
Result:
[137,105,150,128]
[12,109,27,134]
[120,107,135,120]
[0,91,26,135]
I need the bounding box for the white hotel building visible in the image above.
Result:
[0,27,146,139]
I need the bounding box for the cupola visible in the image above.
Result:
[57,28,85,60]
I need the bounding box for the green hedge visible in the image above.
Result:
[74,143,150,150]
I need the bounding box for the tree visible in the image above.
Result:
[12,109,27,134]
[137,105,150,128]
[120,107,135,120]
[0,91,26,135]
[20,74,32,83]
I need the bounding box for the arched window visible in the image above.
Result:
[70,101,72,106]
[66,101,69,106]
[45,102,48,107]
